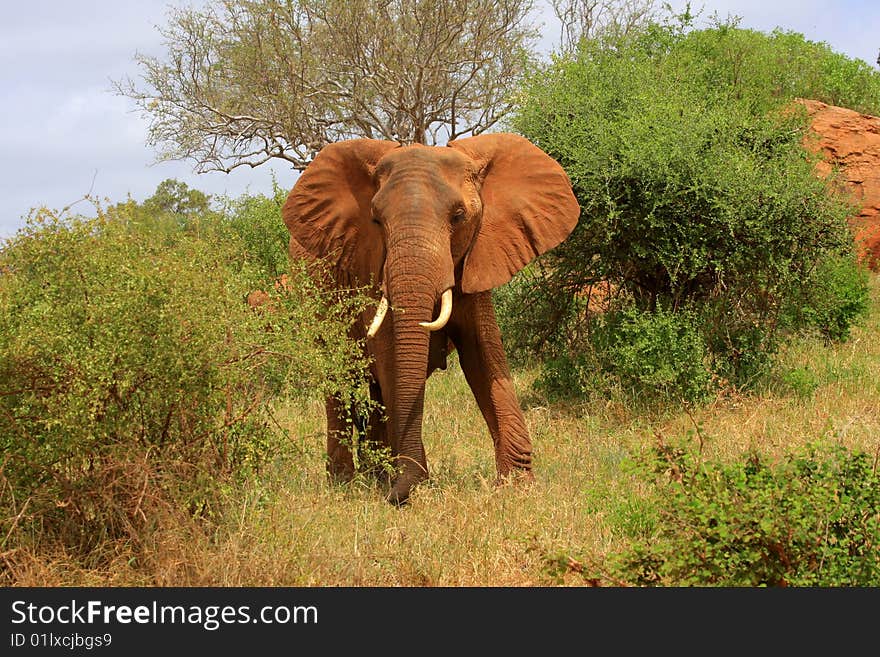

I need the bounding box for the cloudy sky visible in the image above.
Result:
[1,0,878,239]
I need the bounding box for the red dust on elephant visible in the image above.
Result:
[282,134,581,504]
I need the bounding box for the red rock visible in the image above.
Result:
[246,288,271,309]
[799,98,880,269]
[246,274,292,312]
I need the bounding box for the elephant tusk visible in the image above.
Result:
[366,296,389,338]
[420,288,453,332]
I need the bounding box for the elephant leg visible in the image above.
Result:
[326,378,391,484]
[361,380,393,484]
[449,292,534,482]
[325,395,356,483]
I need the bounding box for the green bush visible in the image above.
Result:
[0,203,370,558]
[781,255,871,343]
[221,181,292,280]
[669,22,880,117]
[601,439,880,586]
[536,306,712,405]
[510,18,865,395]
[593,307,712,404]
[779,367,821,400]
[141,178,213,220]
[493,264,584,366]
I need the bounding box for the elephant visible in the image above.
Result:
[282,133,580,504]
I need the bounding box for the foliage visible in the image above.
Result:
[116,0,538,172]
[781,254,871,343]
[778,366,821,400]
[142,178,213,218]
[671,21,880,117]
[493,263,583,366]
[510,17,869,395]
[221,180,292,280]
[601,439,880,586]
[0,201,371,559]
[537,306,712,404]
[4,270,880,586]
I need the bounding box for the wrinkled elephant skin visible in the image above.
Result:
[282,134,581,504]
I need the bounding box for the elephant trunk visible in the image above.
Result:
[384,234,453,505]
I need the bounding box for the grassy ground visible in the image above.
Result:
[8,276,880,586]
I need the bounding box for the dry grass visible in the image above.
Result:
[7,275,880,587]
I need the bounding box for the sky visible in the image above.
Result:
[1,0,878,239]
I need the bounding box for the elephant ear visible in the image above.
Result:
[449,133,580,293]
[282,139,399,287]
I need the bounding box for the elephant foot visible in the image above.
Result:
[326,460,356,485]
[385,486,411,507]
[371,466,394,490]
[385,465,428,506]
[385,477,422,506]
[495,467,534,488]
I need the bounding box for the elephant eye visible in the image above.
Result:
[451,206,467,223]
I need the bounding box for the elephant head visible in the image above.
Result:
[282,133,580,503]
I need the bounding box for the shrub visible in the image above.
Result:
[0,203,370,561]
[593,307,712,404]
[779,367,821,400]
[669,22,880,117]
[536,306,712,405]
[492,264,583,366]
[781,254,871,343]
[601,439,880,586]
[221,180,292,280]
[141,178,213,220]
[510,17,865,395]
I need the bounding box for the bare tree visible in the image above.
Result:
[550,0,658,52]
[116,0,538,173]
